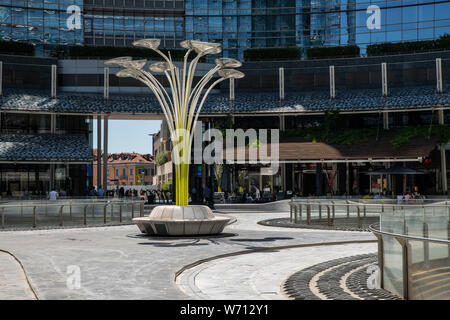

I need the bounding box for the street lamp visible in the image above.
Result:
[105,39,244,208]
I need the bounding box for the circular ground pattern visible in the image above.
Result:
[282,253,400,300]
[258,217,379,231]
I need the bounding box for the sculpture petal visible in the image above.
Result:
[218,69,245,79]
[104,56,133,66]
[132,38,161,50]
[215,58,242,68]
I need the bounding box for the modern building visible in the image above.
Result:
[0,0,450,199]
[0,55,92,197]
[1,1,450,59]
[152,120,173,188]
[93,151,155,187]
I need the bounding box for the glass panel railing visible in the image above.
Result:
[0,199,145,229]
[382,233,404,298]
[408,240,450,300]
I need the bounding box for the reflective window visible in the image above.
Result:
[1,0,450,59]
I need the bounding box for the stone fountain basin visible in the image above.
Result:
[132,205,232,236]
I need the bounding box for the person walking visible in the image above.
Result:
[48,188,58,200]
[254,185,261,202]
[97,185,105,197]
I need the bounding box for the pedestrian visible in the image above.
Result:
[48,188,58,200]
[254,185,261,202]
[97,185,105,197]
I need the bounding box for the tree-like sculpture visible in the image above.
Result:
[105,39,244,207]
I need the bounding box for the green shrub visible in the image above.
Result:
[390,125,450,148]
[155,150,170,166]
[244,47,302,61]
[162,180,172,192]
[0,40,34,56]
[367,34,450,56]
[68,45,206,61]
[306,45,360,60]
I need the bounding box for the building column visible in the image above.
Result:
[439,109,447,194]
[102,114,109,192]
[50,163,55,190]
[280,115,286,192]
[316,163,323,196]
[383,112,389,130]
[346,162,350,194]
[97,116,102,189]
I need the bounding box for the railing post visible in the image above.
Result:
[327,206,332,226]
[357,206,361,228]
[131,202,134,219]
[59,205,64,226]
[140,202,144,217]
[332,201,335,220]
[21,204,23,217]
[299,204,302,221]
[104,204,107,224]
[318,204,322,221]
[111,202,114,217]
[363,204,366,218]
[290,203,293,222]
[423,222,429,265]
[448,221,450,258]
[69,201,72,217]
[373,232,384,289]
[346,200,350,218]
[119,204,122,222]
[293,205,298,224]
[395,237,410,300]
[306,204,311,225]
[84,205,87,225]
[33,206,37,228]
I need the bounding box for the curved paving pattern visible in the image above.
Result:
[0,251,37,300]
[258,217,379,232]
[283,254,399,300]
[0,211,376,299]
[176,242,378,300]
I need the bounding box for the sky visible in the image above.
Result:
[93,120,162,155]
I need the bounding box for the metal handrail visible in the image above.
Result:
[0,199,145,209]
[0,199,147,229]
[369,223,450,244]
[289,199,450,209]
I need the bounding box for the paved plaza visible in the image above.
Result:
[0,208,380,300]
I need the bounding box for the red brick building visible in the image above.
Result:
[93,151,155,187]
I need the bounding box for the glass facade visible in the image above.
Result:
[0,1,449,59]
[0,0,84,51]
[0,163,88,197]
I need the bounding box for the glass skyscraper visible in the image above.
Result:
[0,0,449,59]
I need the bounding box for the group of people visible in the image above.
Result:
[189,184,214,208]
[397,186,423,202]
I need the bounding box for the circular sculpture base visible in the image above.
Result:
[132,205,231,236]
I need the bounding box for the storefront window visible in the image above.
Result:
[2,113,51,133]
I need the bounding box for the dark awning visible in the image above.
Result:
[366,167,426,175]
[0,133,92,162]
[224,132,439,163]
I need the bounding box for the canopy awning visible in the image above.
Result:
[365,167,426,175]
[224,133,439,163]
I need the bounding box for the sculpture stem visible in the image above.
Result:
[175,162,189,206]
